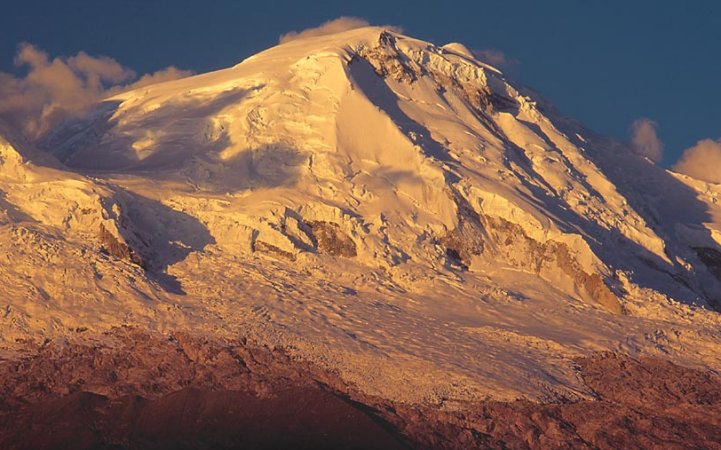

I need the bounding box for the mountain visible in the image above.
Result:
[3,27,721,448]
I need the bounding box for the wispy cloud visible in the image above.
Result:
[630,118,663,163]
[279,17,402,44]
[672,138,721,184]
[127,67,193,90]
[0,43,192,139]
[471,49,519,69]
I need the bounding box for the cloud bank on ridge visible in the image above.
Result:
[279,17,402,44]
[673,138,721,184]
[629,118,664,163]
[0,43,192,139]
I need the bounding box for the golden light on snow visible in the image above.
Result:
[1,27,721,410]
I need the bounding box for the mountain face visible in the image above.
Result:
[3,26,721,422]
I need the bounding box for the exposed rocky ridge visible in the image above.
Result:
[99,223,145,268]
[694,246,721,282]
[438,193,487,268]
[482,215,622,313]
[307,220,358,257]
[1,331,721,449]
[253,239,298,260]
[252,217,357,259]
[356,31,421,83]
[439,192,621,312]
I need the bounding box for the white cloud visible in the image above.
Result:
[0,43,192,139]
[279,17,402,44]
[471,49,518,68]
[672,138,721,184]
[126,67,193,90]
[630,118,663,163]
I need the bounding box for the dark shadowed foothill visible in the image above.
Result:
[2,331,721,450]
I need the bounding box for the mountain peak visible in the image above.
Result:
[36,27,721,315]
[3,29,721,410]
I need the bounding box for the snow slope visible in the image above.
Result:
[3,27,721,404]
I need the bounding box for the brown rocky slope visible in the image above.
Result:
[1,329,720,449]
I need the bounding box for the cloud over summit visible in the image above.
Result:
[0,44,192,139]
[279,17,402,44]
[673,139,721,184]
[471,49,519,69]
[630,118,663,163]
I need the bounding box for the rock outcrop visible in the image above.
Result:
[99,223,146,268]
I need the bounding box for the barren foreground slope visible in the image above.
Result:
[1,331,721,449]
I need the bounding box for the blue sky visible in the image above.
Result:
[1,0,720,164]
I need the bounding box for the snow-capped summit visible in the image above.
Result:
[3,27,721,403]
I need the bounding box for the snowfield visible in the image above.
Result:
[2,27,721,405]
